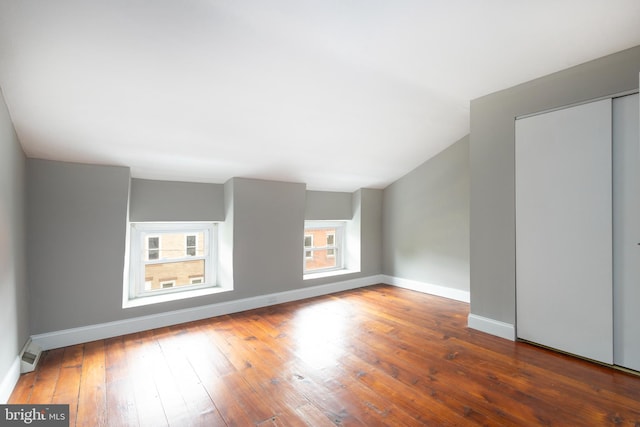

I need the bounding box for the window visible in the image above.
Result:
[128,222,217,302]
[303,221,345,274]
[147,236,160,260]
[326,233,335,257]
[186,234,197,256]
[160,280,176,289]
[304,235,313,259]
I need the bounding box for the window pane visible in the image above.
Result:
[144,259,206,291]
[148,237,159,249]
[304,249,337,270]
[130,222,218,303]
[145,231,205,260]
[148,249,159,260]
[303,223,344,273]
[160,233,184,260]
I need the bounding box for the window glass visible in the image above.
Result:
[129,223,217,301]
[147,236,160,260]
[304,235,313,259]
[303,221,345,273]
[186,235,197,256]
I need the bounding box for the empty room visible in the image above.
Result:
[1,1,640,425]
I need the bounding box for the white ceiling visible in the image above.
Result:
[1,1,639,191]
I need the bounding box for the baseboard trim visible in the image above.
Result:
[382,275,470,303]
[467,313,516,341]
[0,356,20,404]
[32,274,385,351]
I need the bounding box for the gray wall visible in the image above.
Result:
[0,89,29,386]
[230,178,306,297]
[26,165,383,334]
[130,178,225,222]
[27,160,131,333]
[470,45,640,325]
[382,136,470,291]
[305,191,352,220]
[358,188,384,277]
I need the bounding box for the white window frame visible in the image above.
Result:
[303,221,345,274]
[128,222,217,301]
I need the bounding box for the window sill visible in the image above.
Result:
[123,285,232,309]
[303,269,360,281]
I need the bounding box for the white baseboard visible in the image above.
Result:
[467,313,516,341]
[32,274,385,351]
[379,276,514,341]
[382,275,470,303]
[0,356,20,404]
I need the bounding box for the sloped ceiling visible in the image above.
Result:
[1,1,639,191]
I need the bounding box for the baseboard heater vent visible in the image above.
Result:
[20,339,43,373]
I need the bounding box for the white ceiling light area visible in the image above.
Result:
[1,1,639,191]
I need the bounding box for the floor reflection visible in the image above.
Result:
[292,300,352,369]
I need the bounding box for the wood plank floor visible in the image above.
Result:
[9,284,640,426]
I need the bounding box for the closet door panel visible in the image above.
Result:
[613,93,640,371]
[516,99,613,364]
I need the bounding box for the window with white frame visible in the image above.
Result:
[303,221,345,274]
[128,222,217,301]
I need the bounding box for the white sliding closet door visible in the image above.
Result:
[516,99,613,364]
[613,93,640,371]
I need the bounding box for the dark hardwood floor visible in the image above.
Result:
[9,284,640,426]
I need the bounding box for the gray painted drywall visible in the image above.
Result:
[358,188,383,276]
[383,136,470,291]
[305,191,352,220]
[470,45,640,325]
[26,162,383,335]
[230,178,306,296]
[0,89,29,386]
[27,159,131,333]
[130,178,225,222]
